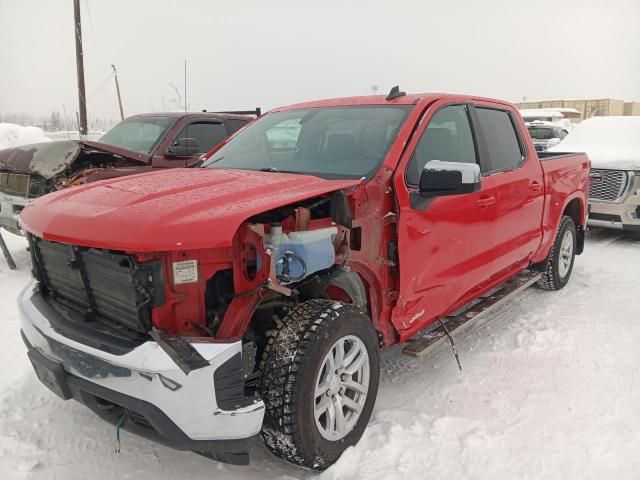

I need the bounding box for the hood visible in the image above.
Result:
[0,140,149,178]
[575,149,640,170]
[20,168,360,251]
[548,116,640,170]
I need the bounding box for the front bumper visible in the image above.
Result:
[0,192,29,235]
[18,282,265,464]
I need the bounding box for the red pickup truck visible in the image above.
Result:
[18,90,589,469]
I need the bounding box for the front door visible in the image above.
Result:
[393,102,497,335]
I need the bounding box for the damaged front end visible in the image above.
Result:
[19,233,265,464]
[0,140,148,234]
[18,185,370,464]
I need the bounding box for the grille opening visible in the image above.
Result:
[29,235,164,343]
[0,172,46,197]
[589,169,629,202]
[127,409,153,429]
[94,396,154,430]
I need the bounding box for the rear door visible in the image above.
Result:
[393,101,497,333]
[470,104,545,279]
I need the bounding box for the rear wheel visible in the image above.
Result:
[258,299,380,469]
[537,215,576,291]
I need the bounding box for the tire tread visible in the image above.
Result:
[258,299,363,469]
[536,215,576,291]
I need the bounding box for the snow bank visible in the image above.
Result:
[548,116,640,169]
[0,123,51,149]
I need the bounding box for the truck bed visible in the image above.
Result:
[537,151,586,160]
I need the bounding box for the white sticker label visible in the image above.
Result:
[172,260,198,285]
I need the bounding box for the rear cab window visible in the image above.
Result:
[475,108,525,173]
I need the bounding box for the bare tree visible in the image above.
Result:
[168,83,190,111]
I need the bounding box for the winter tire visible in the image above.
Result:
[258,299,380,470]
[536,215,576,291]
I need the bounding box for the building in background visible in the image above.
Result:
[519,108,581,125]
[624,102,640,116]
[516,98,640,121]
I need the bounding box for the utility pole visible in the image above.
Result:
[111,64,124,120]
[73,0,88,136]
[0,233,17,270]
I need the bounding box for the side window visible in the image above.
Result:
[406,104,477,186]
[475,108,524,172]
[224,119,249,135]
[175,122,228,154]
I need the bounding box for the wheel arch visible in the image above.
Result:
[531,194,585,272]
[562,196,585,255]
[290,265,390,346]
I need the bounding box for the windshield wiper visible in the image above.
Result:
[201,156,224,167]
[259,167,305,175]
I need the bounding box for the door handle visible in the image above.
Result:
[476,195,496,208]
[529,181,543,194]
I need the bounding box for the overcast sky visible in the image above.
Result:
[1,0,639,121]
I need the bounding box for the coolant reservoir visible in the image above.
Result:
[266,225,338,284]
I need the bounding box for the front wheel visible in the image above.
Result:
[536,215,577,291]
[258,299,380,469]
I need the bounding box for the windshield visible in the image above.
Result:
[528,126,556,140]
[201,106,412,179]
[100,116,176,154]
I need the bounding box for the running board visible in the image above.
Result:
[402,272,542,358]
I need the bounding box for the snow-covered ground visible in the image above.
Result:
[1,230,639,479]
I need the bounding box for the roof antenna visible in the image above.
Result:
[386,85,406,101]
[184,59,188,159]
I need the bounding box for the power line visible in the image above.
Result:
[87,70,114,101]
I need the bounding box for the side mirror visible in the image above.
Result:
[165,137,200,157]
[419,160,481,197]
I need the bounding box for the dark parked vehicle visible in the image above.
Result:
[0,110,258,235]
